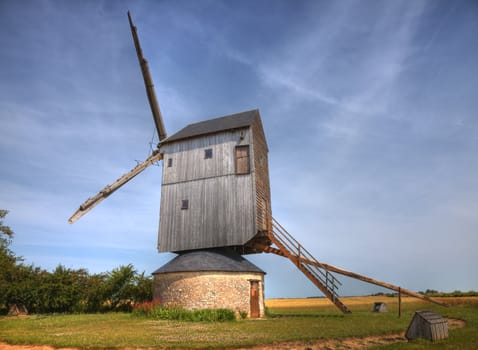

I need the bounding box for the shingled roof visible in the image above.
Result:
[161,109,259,144]
[152,249,265,274]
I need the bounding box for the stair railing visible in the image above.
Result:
[269,216,342,300]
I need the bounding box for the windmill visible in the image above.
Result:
[69,12,446,317]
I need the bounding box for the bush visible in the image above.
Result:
[132,302,235,322]
[191,308,235,322]
[131,300,161,316]
[1,210,155,314]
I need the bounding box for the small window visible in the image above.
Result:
[167,158,173,167]
[181,199,189,210]
[204,148,213,159]
[235,145,250,174]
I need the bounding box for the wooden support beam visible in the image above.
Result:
[260,239,351,313]
[254,244,447,308]
[128,11,167,141]
[399,287,402,318]
[68,151,162,224]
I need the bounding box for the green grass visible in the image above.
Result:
[132,304,236,322]
[0,297,477,349]
[370,298,478,350]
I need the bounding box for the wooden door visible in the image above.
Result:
[250,280,260,318]
[235,145,250,174]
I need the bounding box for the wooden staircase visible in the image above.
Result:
[250,215,447,312]
[266,216,351,314]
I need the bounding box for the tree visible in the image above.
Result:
[0,210,14,237]
[0,210,20,313]
[7,264,43,313]
[36,265,88,313]
[82,272,108,312]
[104,264,137,310]
[134,271,153,303]
[0,210,153,314]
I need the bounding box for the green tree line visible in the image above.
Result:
[418,289,478,297]
[0,210,152,314]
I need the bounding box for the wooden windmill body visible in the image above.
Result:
[69,13,446,317]
[157,110,271,254]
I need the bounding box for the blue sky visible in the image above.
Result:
[1,0,477,298]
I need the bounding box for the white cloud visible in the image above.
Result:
[1,0,477,297]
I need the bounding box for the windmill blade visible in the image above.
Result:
[68,151,162,224]
[128,11,167,142]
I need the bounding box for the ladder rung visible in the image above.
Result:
[268,215,351,314]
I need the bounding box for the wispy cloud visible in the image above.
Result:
[1,0,477,295]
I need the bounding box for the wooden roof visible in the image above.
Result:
[161,109,259,144]
[152,249,265,274]
[413,310,447,324]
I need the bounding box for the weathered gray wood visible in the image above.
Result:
[158,175,255,251]
[258,244,448,307]
[68,151,162,224]
[161,129,251,185]
[128,11,167,141]
[158,129,254,252]
[251,115,271,234]
[372,302,388,312]
[157,111,271,253]
[406,311,448,342]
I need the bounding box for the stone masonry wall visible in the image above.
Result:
[153,271,265,318]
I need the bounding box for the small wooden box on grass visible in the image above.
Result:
[8,304,28,316]
[406,310,448,342]
[372,302,387,312]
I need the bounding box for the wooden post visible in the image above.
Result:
[398,287,402,318]
[128,11,167,141]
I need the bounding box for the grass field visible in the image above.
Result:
[0,296,477,349]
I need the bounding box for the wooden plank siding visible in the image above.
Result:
[158,174,255,251]
[251,116,271,235]
[161,130,251,184]
[157,110,271,253]
[158,128,257,252]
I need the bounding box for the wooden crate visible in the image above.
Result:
[406,310,448,342]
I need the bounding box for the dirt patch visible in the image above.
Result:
[0,345,76,350]
[0,318,466,350]
[238,318,466,350]
[448,318,466,329]
[235,334,406,350]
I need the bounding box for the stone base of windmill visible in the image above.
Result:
[153,249,265,318]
